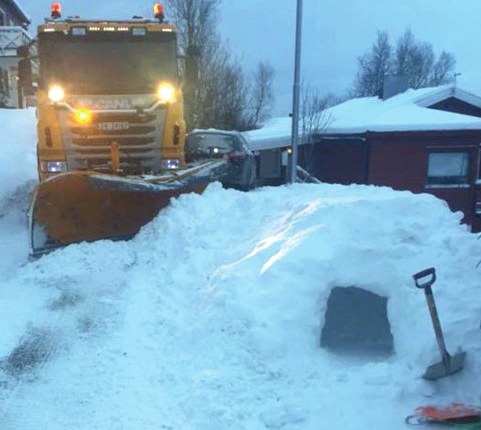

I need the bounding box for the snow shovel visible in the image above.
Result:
[413,268,466,381]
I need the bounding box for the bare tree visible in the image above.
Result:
[195,42,249,130]
[394,29,434,88]
[196,39,227,128]
[301,86,334,141]
[393,29,456,88]
[166,0,222,129]
[353,31,392,97]
[430,51,456,86]
[166,0,220,53]
[352,29,456,97]
[299,84,336,174]
[213,55,247,130]
[166,0,256,131]
[245,61,275,129]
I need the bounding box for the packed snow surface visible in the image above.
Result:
[1,110,481,430]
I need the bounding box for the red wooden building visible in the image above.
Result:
[247,85,481,232]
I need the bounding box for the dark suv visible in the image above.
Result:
[186,130,256,191]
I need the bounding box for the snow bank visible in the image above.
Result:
[0,109,37,275]
[1,181,481,430]
[0,109,37,203]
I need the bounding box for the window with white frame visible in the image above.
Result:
[427,152,469,186]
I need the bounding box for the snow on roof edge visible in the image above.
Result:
[7,0,31,24]
[246,85,481,150]
[413,85,481,109]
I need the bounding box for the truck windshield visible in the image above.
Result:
[39,32,178,94]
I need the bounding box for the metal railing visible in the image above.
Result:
[296,166,322,184]
[0,26,32,56]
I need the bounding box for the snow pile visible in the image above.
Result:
[1,179,481,429]
[0,109,37,202]
[0,109,37,275]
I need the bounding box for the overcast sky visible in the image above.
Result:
[19,0,481,115]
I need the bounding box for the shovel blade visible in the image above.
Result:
[423,351,467,381]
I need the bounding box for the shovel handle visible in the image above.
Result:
[413,268,436,290]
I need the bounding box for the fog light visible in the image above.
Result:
[161,159,181,170]
[75,108,92,124]
[41,161,67,173]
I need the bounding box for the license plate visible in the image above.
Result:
[97,122,130,131]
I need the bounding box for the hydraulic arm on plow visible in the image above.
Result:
[21,3,227,256]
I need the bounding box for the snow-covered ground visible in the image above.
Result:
[1,110,481,429]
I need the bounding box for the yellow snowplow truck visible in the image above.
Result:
[21,3,227,256]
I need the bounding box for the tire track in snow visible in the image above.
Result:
[0,243,137,429]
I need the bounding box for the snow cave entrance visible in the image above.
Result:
[321,286,394,358]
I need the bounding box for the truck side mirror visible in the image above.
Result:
[17,45,30,58]
[185,45,200,88]
[18,58,33,88]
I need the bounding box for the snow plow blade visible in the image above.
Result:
[29,161,226,256]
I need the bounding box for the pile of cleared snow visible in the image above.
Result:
[0,109,37,203]
[0,109,37,275]
[1,182,481,430]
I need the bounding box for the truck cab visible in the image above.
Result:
[35,3,186,181]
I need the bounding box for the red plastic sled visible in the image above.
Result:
[406,403,481,426]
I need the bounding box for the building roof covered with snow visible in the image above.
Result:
[245,85,481,151]
[0,0,31,27]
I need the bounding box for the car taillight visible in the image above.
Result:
[228,150,246,161]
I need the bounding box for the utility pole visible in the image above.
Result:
[288,0,303,184]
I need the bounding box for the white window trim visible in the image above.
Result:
[426,151,470,188]
[425,184,471,189]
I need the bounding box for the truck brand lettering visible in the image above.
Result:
[76,99,135,110]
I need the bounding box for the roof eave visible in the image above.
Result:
[415,86,481,110]
[7,0,31,25]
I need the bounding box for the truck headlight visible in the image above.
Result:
[158,83,176,103]
[41,161,67,173]
[48,85,65,102]
[161,159,181,170]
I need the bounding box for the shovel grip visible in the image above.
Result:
[413,267,436,290]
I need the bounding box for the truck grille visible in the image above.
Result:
[59,110,166,174]
[72,137,154,146]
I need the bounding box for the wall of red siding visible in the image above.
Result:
[309,131,481,231]
[368,131,481,231]
[300,139,368,185]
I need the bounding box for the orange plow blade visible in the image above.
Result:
[29,161,226,256]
